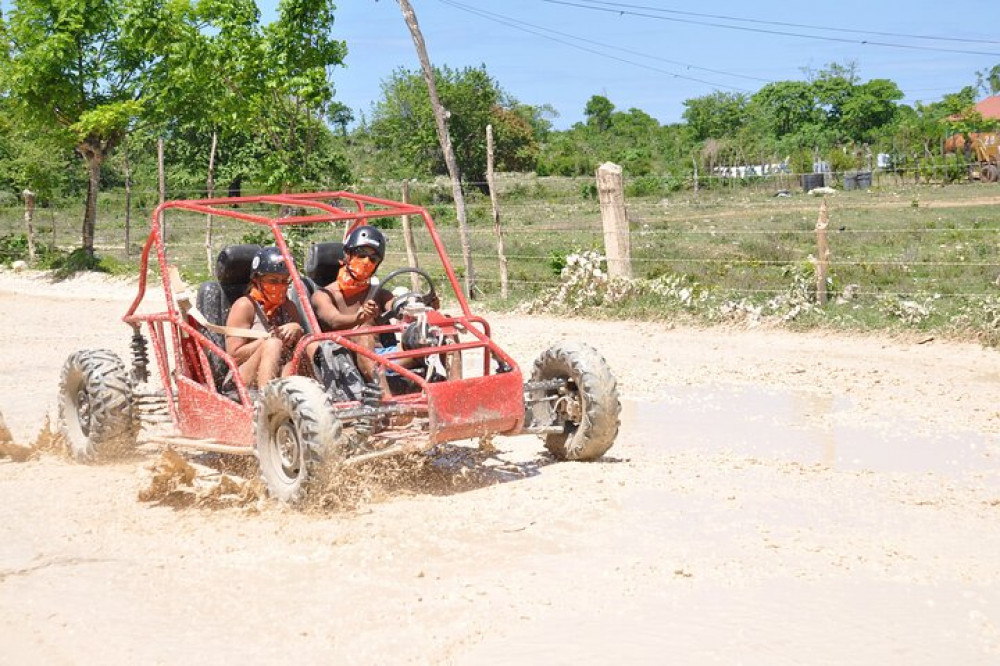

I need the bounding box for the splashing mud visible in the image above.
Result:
[137,448,264,509]
[304,439,544,513]
[0,410,65,462]
[132,439,542,513]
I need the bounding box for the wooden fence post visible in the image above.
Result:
[400,180,421,292]
[815,198,830,306]
[23,189,36,263]
[205,131,218,274]
[486,124,509,299]
[158,137,167,240]
[596,162,632,280]
[124,143,132,258]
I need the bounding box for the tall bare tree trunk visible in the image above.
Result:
[397,0,476,298]
[80,148,103,258]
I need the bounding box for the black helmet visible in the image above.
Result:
[343,225,386,263]
[251,246,290,278]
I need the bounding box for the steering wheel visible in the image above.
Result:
[376,267,438,324]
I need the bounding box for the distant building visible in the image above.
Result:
[973,95,1000,121]
[946,95,1000,123]
[712,159,791,179]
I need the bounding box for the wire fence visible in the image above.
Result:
[1,178,999,308]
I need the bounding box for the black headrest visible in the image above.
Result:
[305,242,345,287]
[215,244,261,285]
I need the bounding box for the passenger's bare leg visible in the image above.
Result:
[255,337,285,387]
[238,353,261,388]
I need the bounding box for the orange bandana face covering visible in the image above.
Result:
[337,255,378,298]
[250,280,288,317]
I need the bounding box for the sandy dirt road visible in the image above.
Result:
[2,269,1000,665]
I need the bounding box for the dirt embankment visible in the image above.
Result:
[2,269,1000,665]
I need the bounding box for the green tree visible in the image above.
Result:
[748,81,817,137]
[537,98,690,178]
[682,91,748,141]
[254,0,349,190]
[0,96,80,199]
[140,0,350,192]
[370,65,539,185]
[1,0,152,256]
[936,86,980,117]
[811,66,856,127]
[977,64,1000,97]
[839,78,902,142]
[584,95,614,131]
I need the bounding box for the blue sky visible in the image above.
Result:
[309,0,1000,129]
[2,0,995,129]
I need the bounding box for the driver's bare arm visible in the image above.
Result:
[311,288,375,331]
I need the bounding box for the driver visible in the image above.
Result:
[310,225,394,385]
[311,225,392,332]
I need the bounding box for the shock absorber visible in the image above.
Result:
[130,329,149,383]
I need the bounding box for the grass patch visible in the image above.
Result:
[3,178,1000,344]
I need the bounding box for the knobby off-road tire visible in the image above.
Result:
[983,164,999,184]
[255,376,344,504]
[530,342,621,461]
[59,349,137,461]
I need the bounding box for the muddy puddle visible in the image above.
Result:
[621,385,997,474]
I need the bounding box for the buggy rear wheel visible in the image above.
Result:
[59,349,137,461]
[255,376,345,503]
[983,164,999,183]
[530,343,620,460]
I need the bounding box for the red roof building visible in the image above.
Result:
[974,95,1000,121]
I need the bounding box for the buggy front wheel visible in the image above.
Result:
[58,349,137,461]
[529,343,621,460]
[255,376,345,503]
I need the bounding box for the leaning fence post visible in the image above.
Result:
[486,124,509,299]
[596,162,632,280]
[23,189,36,263]
[815,198,830,306]
[124,143,132,258]
[205,130,218,274]
[158,136,167,240]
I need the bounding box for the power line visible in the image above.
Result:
[563,0,1000,46]
[438,0,770,85]
[436,0,752,92]
[541,0,1000,58]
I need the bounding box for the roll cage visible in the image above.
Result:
[122,191,524,450]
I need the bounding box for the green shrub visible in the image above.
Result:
[626,176,663,198]
[0,233,64,267]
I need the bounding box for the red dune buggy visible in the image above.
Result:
[58,192,620,502]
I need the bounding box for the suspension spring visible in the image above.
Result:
[131,330,149,384]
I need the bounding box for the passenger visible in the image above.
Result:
[225,247,303,390]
